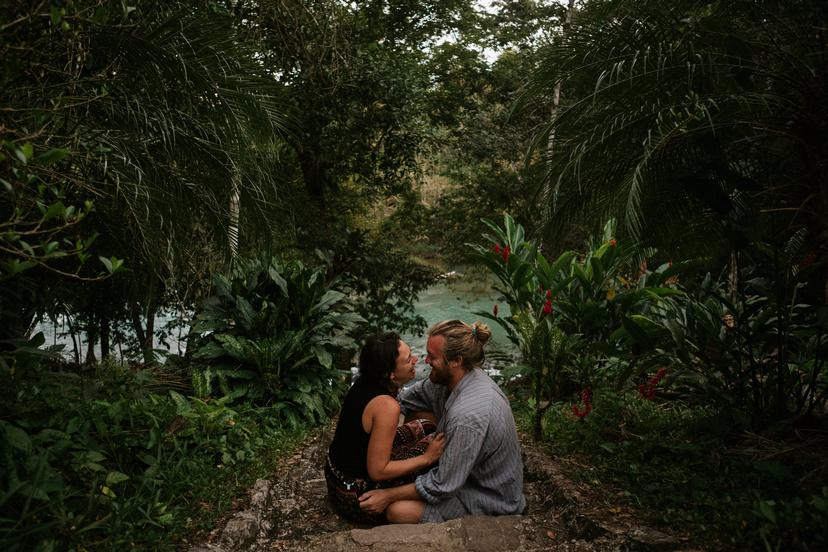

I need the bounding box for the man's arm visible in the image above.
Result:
[414,424,483,504]
[398,379,438,419]
[404,410,436,424]
[358,483,420,515]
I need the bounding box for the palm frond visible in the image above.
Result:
[522,0,828,256]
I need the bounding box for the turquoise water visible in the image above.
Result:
[399,274,516,380]
[37,273,518,371]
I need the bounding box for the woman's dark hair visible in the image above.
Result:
[357,331,401,387]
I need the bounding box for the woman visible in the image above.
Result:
[326,332,445,524]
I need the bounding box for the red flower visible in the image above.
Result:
[638,368,667,400]
[492,244,501,255]
[572,403,592,418]
[546,289,552,299]
[609,239,617,248]
[542,300,552,315]
[492,304,499,317]
[572,388,592,418]
[502,245,511,262]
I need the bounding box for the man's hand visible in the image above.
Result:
[358,488,393,515]
[423,432,445,464]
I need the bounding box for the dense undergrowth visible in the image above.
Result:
[514,389,828,551]
[0,358,314,551]
[480,214,828,551]
[0,256,363,551]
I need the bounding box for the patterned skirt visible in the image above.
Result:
[325,419,436,524]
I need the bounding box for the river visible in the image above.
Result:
[37,272,516,371]
[399,272,517,381]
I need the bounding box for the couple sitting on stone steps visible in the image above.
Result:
[325,320,526,525]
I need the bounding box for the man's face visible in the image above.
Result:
[425,335,451,386]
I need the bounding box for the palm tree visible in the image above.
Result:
[1,1,292,357]
[525,0,827,262]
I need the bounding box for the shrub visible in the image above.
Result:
[188,257,364,426]
[0,357,306,551]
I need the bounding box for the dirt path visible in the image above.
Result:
[190,422,684,551]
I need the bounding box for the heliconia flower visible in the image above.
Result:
[493,244,501,254]
[609,239,617,247]
[572,388,592,418]
[546,289,552,299]
[492,304,499,317]
[638,368,667,400]
[502,245,511,262]
[572,403,591,418]
[542,300,552,315]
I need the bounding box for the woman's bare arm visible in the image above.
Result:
[363,395,444,481]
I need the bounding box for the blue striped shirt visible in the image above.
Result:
[399,369,526,522]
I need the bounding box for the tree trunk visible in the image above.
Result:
[229,170,241,260]
[66,315,80,365]
[84,317,97,366]
[546,0,577,163]
[85,334,97,365]
[298,146,331,202]
[533,370,544,441]
[541,0,577,223]
[130,303,146,351]
[144,303,157,365]
[100,317,111,359]
[727,251,739,304]
[130,302,156,364]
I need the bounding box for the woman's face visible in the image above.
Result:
[390,340,418,387]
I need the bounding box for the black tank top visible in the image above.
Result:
[328,378,392,478]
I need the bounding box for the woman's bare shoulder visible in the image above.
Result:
[365,394,401,416]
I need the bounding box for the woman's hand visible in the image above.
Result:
[358,488,392,515]
[423,432,445,464]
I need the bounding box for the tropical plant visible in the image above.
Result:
[0,355,306,551]
[654,238,828,425]
[470,215,684,435]
[1,1,292,362]
[188,258,364,426]
[0,141,121,343]
[525,0,828,270]
[327,228,438,336]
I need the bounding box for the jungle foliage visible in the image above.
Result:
[476,214,827,549]
[188,257,364,423]
[2,0,827,550]
[0,1,454,548]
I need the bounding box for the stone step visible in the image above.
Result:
[304,515,524,552]
[189,424,685,552]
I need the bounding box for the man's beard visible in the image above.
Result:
[428,365,450,386]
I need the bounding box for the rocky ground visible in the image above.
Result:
[189,422,691,551]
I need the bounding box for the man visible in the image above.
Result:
[358,320,526,523]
